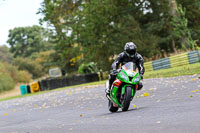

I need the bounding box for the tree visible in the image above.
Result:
[38,0,161,71]
[0,62,15,92]
[38,0,84,72]
[13,57,45,79]
[177,0,200,43]
[32,50,57,73]
[170,4,195,50]
[38,0,199,73]
[168,0,178,53]
[7,25,53,58]
[0,45,13,63]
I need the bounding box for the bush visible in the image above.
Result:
[17,70,32,83]
[33,50,56,73]
[3,62,19,82]
[0,73,15,92]
[78,62,99,74]
[3,62,32,83]
[0,63,15,92]
[0,45,13,63]
[14,58,45,79]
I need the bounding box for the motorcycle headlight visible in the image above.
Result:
[121,73,129,81]
[133,76,140,82]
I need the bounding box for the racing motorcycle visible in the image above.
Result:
[106,62,141,112]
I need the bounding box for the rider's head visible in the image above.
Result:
[124,42,137,58]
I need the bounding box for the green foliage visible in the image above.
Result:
[6,25,55,78]
[7,25,53,58]
[17,70,32,83]
[38,0,84,73]
[31,50,56,73]
[0,47,32,93]
[3,62,20,82]
[3,63,32,83]
[0,61,32,93]
[78,62,99,74]
[38,0,200,73]
[170,4,195,50]
[197,45,200,50]
[176,0,200,49]
[177,0,200,28]
[14,58,44,79]
[38,0,162,71]
[0,45,13,63]
[0,73,15,92]
[0,62,15,92]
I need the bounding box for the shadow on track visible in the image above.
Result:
[98,106,147,116]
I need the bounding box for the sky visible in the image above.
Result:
[0,0,43,45]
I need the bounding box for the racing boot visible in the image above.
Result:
[105,82,111,95]
[105,78,114,95]
[137,82,143,90]
[106,72,117,95]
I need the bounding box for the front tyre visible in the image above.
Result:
[108,100,118,112]
[122,87,132,111]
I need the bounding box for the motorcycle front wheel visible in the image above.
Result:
[108,100,119,112]
[121,86,132,111]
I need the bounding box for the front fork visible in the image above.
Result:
[121,85,136,101]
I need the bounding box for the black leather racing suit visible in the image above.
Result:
[109,51,145,90]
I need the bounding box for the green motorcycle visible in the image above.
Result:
[106,62,141,112]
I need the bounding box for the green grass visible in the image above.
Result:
[144,63,200,78]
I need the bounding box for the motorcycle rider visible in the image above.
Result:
[106,42,145,95]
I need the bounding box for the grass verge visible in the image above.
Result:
[144,63,200,78]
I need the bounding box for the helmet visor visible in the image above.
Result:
[127,49,136,56]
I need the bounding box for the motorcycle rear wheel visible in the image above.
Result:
[108,100,119,112]
[122,87,132,111]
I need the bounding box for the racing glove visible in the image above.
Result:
[112,69,118,74]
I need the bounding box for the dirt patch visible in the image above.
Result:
[0,84,22,99]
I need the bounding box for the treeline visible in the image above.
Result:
[6,0,200,76]
[0,26,55,92]
[37,0,200,72]
[0,44,55,92]
[0,46,31,92]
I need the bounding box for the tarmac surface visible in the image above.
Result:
[0,75,200,133]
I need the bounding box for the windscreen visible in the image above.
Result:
[122,62,136,71]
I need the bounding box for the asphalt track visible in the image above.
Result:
[0,75,200,133]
